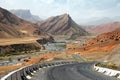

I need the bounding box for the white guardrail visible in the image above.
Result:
[94,65,120,79]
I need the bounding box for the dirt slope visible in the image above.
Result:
[105,44,120,65]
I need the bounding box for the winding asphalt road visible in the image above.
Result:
[32,62,119,80]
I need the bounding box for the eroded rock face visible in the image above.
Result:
[37,13,88,37]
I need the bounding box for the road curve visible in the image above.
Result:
[43,62,118,80]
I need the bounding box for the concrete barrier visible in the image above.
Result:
[11,72,17,80]
[16,71,22,80]
[1,66,27,80]
[1,61,78,80]
[21,68,28,80]
[94,65,120,79]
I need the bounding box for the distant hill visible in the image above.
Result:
[37,14,88,39]
[10,9,41,23]
[93,22,120,34]
[0,7,42,38]
[82,22,120,34]
[85,17,114,26]
[84,17,120,26]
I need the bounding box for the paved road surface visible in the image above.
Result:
[32,62,119,80]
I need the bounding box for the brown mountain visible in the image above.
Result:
[37,14,88,37]
[84,22,120,34]
[0,7,42,38]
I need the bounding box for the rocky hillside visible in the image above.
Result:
[10,9,41,22]
[83,22,120,34]
[105,44,120,65]
[37,14,88,37]
[0,7,55,56]
[85,29,120,47]
[0,7,42,38]
[67,27,120,62]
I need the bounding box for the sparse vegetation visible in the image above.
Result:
[96,62,119,70]
[0,43,41,57]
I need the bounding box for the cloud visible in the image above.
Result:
[0,0,120,23]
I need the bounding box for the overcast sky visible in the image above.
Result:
[0,0,120,24]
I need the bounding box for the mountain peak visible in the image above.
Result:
[37,13,88,37]
[61,13,71,19]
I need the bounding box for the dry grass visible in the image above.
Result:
[96,62,119,70]
[0,37,42,46]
